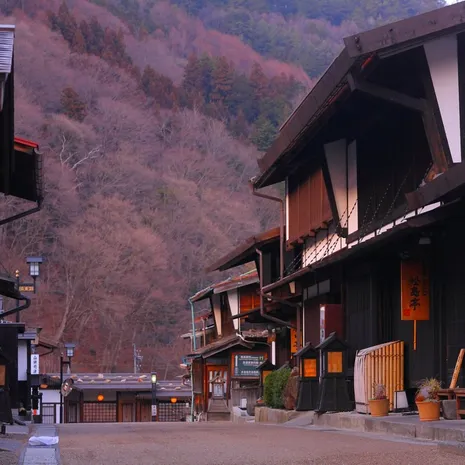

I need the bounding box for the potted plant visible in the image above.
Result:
[415,378,441,421]
[368,383,389,417]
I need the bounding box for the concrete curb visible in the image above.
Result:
[438,441,465,456]
[312,412,465,443]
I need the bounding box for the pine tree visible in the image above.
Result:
[56,2,79,47]
[250,116,277,151]
[60,87,87,122]
[198,54,214,103]
[211,56,234,106]
[141,66,175,109]
[249,62,268,100]
[87,17,105,56]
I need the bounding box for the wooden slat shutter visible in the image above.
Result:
[287,167,332,244]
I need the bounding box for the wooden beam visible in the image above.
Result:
[450,349,465,389]
[347,73,427,112]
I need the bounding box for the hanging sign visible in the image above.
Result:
[290,327,303,354]
[401,259,430,321]
[31,354,39,375]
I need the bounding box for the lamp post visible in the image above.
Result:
[60,343,75,424]
[15,256,43,323]
[151,372,157,422]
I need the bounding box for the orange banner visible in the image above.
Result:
[401,259,430,321]
[290,327,302,354]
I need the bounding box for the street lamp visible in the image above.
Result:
[60,342,76,424]
[15,256,43,323]
[151,372,157,422]
[64,343,76,360]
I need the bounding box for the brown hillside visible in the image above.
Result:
[0,10,280,377]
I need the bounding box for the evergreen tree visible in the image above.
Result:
[211,56,234,105]
[249,62,268,100]
[141,66,176,109]
[87,17,105,56]
[250,116,277,151]
[60,87,87,122]
[182,53,202,105]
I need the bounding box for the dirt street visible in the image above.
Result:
[59,421,465,465]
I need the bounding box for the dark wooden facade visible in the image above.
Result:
[248,3,465,396]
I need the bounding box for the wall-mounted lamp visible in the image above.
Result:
[289,281,296,294]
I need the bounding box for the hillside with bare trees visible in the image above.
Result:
[0,0,444,376]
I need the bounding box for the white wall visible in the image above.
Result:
[325,139,347,224]
[17,340,27,381]
[227,290,239,331]
[39,389,61,423]
[303,223,346,267]
[347,140,358,235]
[424,34,461,163]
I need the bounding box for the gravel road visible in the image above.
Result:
[59,421,465,465]
[0,433,26,465]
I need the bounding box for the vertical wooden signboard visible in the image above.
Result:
[401,259,430,350]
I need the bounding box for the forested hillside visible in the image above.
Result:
[171,0,445,77]
[0,0,445,376]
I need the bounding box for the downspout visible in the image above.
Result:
[256,248,294,328]
[249,180,284,280]
[188,297,196,421]
[1,296,31,319]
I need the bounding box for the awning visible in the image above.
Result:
[262,201,458,293]
[405,163,465,211]
[189,270,258,302]
[254,2,465,188]
[0,25,43,206]
[189,334,253,359]
[205,227,281,272]
[0,274,22,299]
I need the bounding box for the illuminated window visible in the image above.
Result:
[327,352,343,373]
[303,359,317,377]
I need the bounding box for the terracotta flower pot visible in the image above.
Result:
[416,400,440,421]
[368,398,389,417]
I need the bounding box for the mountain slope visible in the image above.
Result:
[0,5,282,375]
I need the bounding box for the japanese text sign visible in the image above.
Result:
[401,259,430,321]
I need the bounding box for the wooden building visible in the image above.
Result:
[38,373,191,424]
[205,227,302,369]
[249,1,465,393]
[0,25,44,422]
[186,270,270,419]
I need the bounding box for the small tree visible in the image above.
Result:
[263,367,291,409]
[60,87,87,122]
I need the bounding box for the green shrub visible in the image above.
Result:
[263,367,291,409]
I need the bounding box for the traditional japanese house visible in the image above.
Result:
[38,373,191,424]
[0,25,44,422]
[205,227,303,369]
[250,2,465,394]
[186,270,270,419]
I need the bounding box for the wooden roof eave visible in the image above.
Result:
[254,2,465,189]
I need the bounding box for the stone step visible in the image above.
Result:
[207,412,231,421]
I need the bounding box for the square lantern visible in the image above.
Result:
[257,359,276,388]
[257,359,276,399]
[294,343,319,411]
[315,332,352,413]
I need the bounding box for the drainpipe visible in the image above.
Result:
[256,248,294,328]
[0,296,31,319]
[250,180,284,280]
[188,298,196,421]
